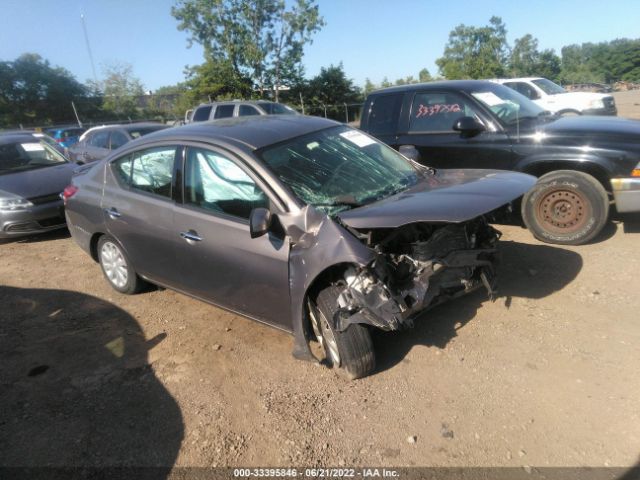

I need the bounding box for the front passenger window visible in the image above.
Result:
[184,148,268,219]
[409,92,480,133]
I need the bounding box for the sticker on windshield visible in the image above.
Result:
[472,92,504,107]
[340,130,376,148]
[21,143,45,151]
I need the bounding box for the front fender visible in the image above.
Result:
[282,206,374,361]
[513,151,621,183]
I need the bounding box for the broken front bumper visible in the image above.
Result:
[335,247,499,333]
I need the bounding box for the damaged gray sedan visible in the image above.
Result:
[64,116,535,379]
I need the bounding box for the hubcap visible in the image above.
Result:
[100,241,128,288]
[308,300,341,366]
[536,189,589,234]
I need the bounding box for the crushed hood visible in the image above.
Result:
[337,169,536,229]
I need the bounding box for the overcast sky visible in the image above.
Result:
[2,0,639,90]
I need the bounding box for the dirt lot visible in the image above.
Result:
[1,213,640,472]
[612,90,640,119]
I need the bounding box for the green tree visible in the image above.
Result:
[380,77,392,88]
[560,39,640,84]
[0,53,87,127]
[418,68,432,83]
[172,0,324,101]
[100,62,145,118]
[296,64,360,120]
[363,78,376,96]
[510,34,561,81]
[436,16,509,79]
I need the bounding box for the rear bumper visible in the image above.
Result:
[611,177,640,213]
[0,201,66,238]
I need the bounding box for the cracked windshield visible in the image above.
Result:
[259,126,421,214]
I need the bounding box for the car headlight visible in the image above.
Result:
[589,99,604,109]
[0,197,34,211]
[632,162,640,177]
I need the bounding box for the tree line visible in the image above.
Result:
[1,6,639,128]
[435,16,640,84]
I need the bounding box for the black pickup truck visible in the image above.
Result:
[360,80,640,245]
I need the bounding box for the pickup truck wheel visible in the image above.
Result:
[97,235,146,294]
[309,286,375,380]
[522,170,609,245]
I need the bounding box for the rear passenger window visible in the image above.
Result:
[110,131,129,150]
[239,105,260,116]
[409,92,479,133]
[192,106,212,122]
[113,146,176,199]
[505,82,539,100]
[366,94,402,135]
[89,130,110,148]
[214,105,235,119]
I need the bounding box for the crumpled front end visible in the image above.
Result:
[333,219,500,332]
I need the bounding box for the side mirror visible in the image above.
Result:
[398,145,421,162]
[452,116,486,138]
[249,207,272,239]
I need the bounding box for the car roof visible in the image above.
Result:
[493,77,544,82]
[81,123,167,135]
[196,100,282,107]
[368,79,509,96]
[128,115,340,150]
[0,133,45,145]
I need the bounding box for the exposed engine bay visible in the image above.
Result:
[334,218,500,332]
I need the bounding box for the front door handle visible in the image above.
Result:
[105,208,121,219]
[179,230,202,242]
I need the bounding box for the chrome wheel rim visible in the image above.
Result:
[309,300,340,366]
[100,241,128,288]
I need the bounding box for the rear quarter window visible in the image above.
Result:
[365,94,402,135]
[192,106,212,122]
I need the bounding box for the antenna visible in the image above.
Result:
[81,13,99,85]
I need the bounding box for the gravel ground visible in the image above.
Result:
[1,214,640,471]
[612,90,640,119]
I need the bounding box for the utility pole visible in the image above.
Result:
[81,13,98,85]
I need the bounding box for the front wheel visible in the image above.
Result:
[97,235,146,294]
[522,170,609,245]
[309,285,375,379]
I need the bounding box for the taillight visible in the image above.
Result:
[55,138,64,143]
[62,185,78,205]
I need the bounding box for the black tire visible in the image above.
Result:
[558,109,582,116]
[97,235,145,294]
[522,170,609,245]
[310,285,375,380]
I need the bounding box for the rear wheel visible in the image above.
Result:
[309,285,375,379]
[522,170,609,245]
[97,235,145,294]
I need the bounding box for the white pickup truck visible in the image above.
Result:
[493,77,617,116]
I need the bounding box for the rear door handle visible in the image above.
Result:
[179,231,202,242]
[104,208,121,219]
